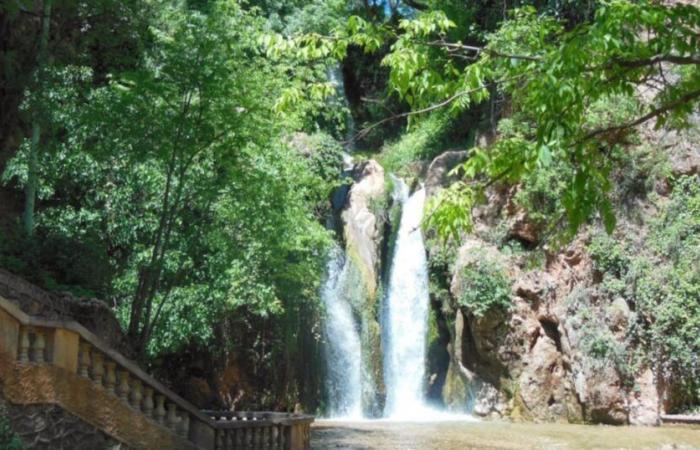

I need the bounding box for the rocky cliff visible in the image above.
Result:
[419,118,700,425]
[340,159,388,415]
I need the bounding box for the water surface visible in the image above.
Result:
[312,420,700,449]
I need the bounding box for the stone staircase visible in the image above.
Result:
[0,295,313,449]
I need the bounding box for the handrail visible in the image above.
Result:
[205,410,315,427]
[0,295,211,425]
[0,293,314,450]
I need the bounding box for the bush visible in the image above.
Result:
[588,232,629,277]
[586,176,700,406]
[378,112,470,175]
[457,256,511,317]
[0,404,23,450]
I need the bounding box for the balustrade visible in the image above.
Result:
[3,296,313,450]
[105,361,117,393]
[91,351,105,387]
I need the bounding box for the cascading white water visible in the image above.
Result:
[383,179,431,419]
[326,65,356,149]
[322,245,363,419]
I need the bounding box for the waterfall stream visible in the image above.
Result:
[322,245,364,418]
[383,179,431,419]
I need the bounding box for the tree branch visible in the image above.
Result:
[579,87,700,144]
[610,54,700,69]
[351,73,527,142]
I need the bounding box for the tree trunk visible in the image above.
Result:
[24,0,53,236]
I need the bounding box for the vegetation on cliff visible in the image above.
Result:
[1,0,698,414]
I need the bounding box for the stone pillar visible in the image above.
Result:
[18,328,30,363]
[166,403,179,431]
[143,387,154,417]
[0,307,20,359]
[179,413,190,439]
[78,342,91,377]
[190,417,216,450]
[130,378,143,410]
[91,351,104,387]
[117,370,130,401]
[51,329,79,373]
[104,361,117,393]
[155,395,167,424]
[33,329,46,363]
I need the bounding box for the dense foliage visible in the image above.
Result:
[274,0,700,240]
[586,175,700,408]
[2,1,342,361]
[1,0,699,415]
[457,256,511,318]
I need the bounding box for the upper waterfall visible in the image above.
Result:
[383,178,430,419]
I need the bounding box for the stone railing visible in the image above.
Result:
[0,295,313,450]
[206,411,313,450]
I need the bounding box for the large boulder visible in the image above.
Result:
[425,150,468,197]
[342,159,386,300]
[341,159,387,415]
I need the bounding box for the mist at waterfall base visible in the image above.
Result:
[321,178,474,422]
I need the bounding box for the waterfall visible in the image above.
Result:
[321,245,363,418]
[326,65,356,149]
[383,179,430,419]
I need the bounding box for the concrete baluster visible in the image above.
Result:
[254,427,261,447]
[155,395,166,424]
[278,425,285,448]
[246,428,253,447]
[143,387,154,417]
[117,370,130,401]
[18,328,29,362]
[33,329,46,363]
[235,428,243,447]
[264,427,270,447]
[216,431,225,450]
[78,342,91,377]
[130,378,143,410]
[271,425,279,447]
[104,361,117,393]
[91,351,104,387]
[177,412,188,438]
[166,403,178,431]
[223,429,232,450]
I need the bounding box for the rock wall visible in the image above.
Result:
[4,400,131,450]
[340,159,387,415]
[420,139,693,425]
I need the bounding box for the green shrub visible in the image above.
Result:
[457,256,511,317]
[586,176,700,405]
[0,404,23,450]
[588,233,630,277]
[378,112,471,175]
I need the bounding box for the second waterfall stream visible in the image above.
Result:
[383,178,431,419]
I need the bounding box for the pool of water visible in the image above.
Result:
[311,419,700,449]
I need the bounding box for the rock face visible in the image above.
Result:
[342,160,386,301]
[340,159,387,415]
[0,269,133,357]
[425,150,468,197]
[423,150,667,425]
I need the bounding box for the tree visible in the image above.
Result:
[22,0,52,236]
[274,0,700,239]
